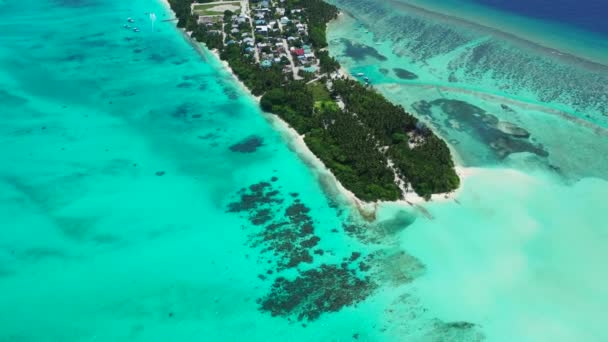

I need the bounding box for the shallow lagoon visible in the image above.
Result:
[330,0,608,128]
[1,0,608,341]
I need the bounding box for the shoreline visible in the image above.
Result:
[205,48,382,216]
[210,39,470,213]
[160,1,465,219]
[225,38,471,214]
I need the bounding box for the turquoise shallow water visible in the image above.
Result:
[0,0,417,340]
[2,0,608,341]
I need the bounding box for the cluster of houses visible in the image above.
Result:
[194,0,321,78]
[290,44,317,73]
[250,0,320,75]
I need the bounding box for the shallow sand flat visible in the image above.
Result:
[393,167,608,341]
[328,2,608,340]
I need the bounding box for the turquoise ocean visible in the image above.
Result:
[1,0,607,341]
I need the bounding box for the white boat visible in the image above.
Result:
[356,72,364,77]
[133,27,139,32]
[127,17,134,23]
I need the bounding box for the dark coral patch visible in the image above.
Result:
[393,68,418,80]
[285,203,311,225]
[249,201,317,270]
[223,86,239,100]
[300,236,320,248]
[343,222,381,244]
[341,39,387,61]
[229,135,264,153]
[260,264,377,321]
[225,179,393,323]
[176,82,193,88]
[413,99,547,160]
[171,103,191,119]
[198,132,219,140]
[426,320,485,341]
[227,180,319,271]
[251,208,273,226]
[227,181,280,212]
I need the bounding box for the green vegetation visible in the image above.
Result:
[166,0,460,202]
[298,0,339,48]
[308,82,331,101]
[332,79,460,198]
[304,115,403,201]
[220,45,287,96]
[309,82,339,113]
[262,78,459,201]
[191,22,224,50]
[261,82,315,133]
[317,50,340,74]
[167,0,198,29]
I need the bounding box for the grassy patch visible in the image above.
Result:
[307,82,331,102]
[314,100,339,112]
[192,2,241,16]
[308,83,338,112]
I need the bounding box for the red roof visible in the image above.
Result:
[293,48,305,56]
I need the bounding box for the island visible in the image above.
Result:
[167,0,460,201]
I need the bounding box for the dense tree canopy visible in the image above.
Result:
[301,0,339,48]
[317,51,340,74]
[333,79,459,198]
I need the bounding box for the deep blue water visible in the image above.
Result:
[472,0,608,36]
